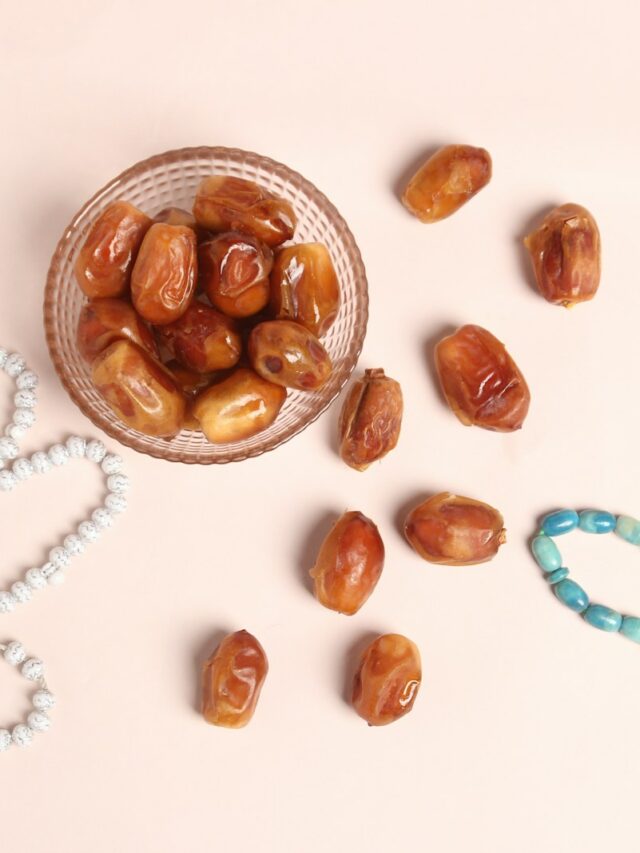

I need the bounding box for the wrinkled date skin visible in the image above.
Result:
[199,232,273,318]
[352,634,421,726]
[156,302,242,373]
[402,144,492,223]
[154,206,198,230]
[435,325,530,432]
[310,511,385,615]
[405,492,506,565]
[74,201,151,298]
[131,223,197,325]
[339,368,403,470]
[248,320,332,391]
[76,298,158,362]
[201,630,268,729]
[524,203,601,307]
[192,368,286,443]
[193,176,296,248]
[91,339,186,438]
[270,243,340,336]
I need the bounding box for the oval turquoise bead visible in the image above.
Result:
[546,567,569,585]
[579,510,616,534]
[554,579,589,613]
[542,510,580,537]
[583,604,622,632]
[531,535,562,572]
[620,616,640,643]
[616,515,640,545]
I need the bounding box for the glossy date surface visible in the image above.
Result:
[248,320,332,391]
[201,630,268,728]
[352,634,421,726]
[199,231,273,318]
[77,298,158,362]
[269,243,340,336]
[339,368,403,470]
[156,302,241,372]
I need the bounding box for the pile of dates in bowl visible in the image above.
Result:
[45,148,368,463]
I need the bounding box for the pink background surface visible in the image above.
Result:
[1,2,639,851]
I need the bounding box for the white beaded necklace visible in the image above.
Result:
[0,347,131,613]
[0,640,55,751]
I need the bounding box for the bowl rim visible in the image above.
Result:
[43,145,369,464]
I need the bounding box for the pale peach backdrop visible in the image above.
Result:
[1,1,639,851]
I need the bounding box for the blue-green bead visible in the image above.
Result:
[554,579,589,612]
[616,515,640,545]
[583,604,622,632]
[542,510,579,537]
[531,535,562,572]
[579,510,616,534]
[547,567,569,584]
[620,616,640,643]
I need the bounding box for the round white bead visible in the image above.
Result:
[27,711,50,733]
[22,658,44,681]
[101,453,123,475]
[0,591,16,613]
[4,353,26,377]
[65,436,86,458]
[12,458,33,481]
[11,581,32,604]
[25,567,46,589]
[64,534,85,556]
[107,473,130,494]
[48,444,70,466]
[14,390,36,409]
[3,641,26,665]
[31,451,52,474]
[85,439,107,463]
[48,570,65,586]
[92,508,113,529]
[6,423,27,441]
[105,493,127,514]
[0,470,18,492]
[40,562,56,579]
[0,347,7,369]
[16,370,38,390]
[32,690,55,711]
[0,437,19,460]
[12,724,33,747]
[14,407,36,427]
[78,520,100,543]
[0,729,11,752]
[49,547,70,570]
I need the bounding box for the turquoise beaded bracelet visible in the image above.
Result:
[531,509,640,642]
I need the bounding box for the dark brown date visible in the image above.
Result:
[74,201,151,298]
[76,298,158,362]
[269,243,340,336]
[352,634,422,726]
[338,368,403,470]
[91,339,186,438]
[248,320,332,391]
[156,302,241,373]
[131,223,197,325]
[310,511,385,615]
[199,232,273,318]
[201,630,268,728]
[193,176,296,247]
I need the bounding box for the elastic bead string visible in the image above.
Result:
[531,509,640,642]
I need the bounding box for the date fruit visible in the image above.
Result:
[74,201,151,298]
[91,339,186,438]
[248,320,332,391]
[404,492,506,565]
[310,511,385,615]
[154,206,197,230]
[131,223,197,324]
[193,176,296,247]
[192,368,286,443]
[77,298,158,362]
[402,144,492,223]
[269,243,340,336]
[352,634,421,726]
[338,368,403,470]
[524,203,601,307]
[156,302,241,373]
[201,630,268,729]
[435,325,530,431]
[199,232,273,318]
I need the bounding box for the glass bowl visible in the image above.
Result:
[44,146,368,463]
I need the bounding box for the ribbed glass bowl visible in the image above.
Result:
[44,146,368,463]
